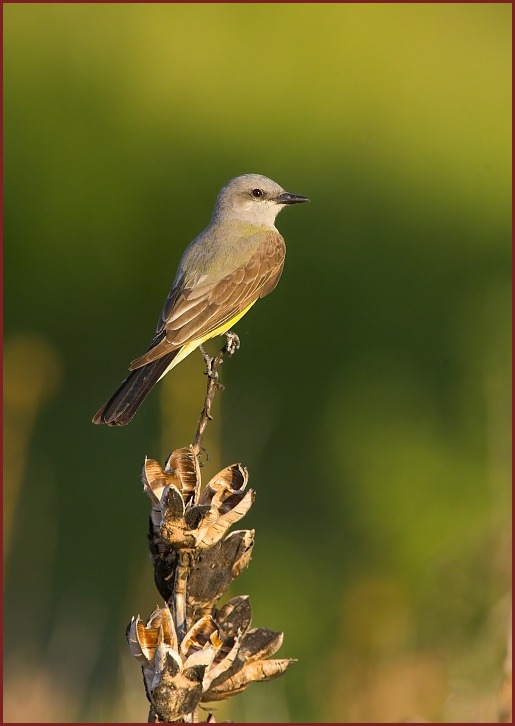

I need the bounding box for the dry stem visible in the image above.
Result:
[192,333,239,497]
[130,331,292,723]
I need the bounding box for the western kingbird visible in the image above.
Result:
[93,173,309,426]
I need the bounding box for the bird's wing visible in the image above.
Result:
[129,232,285,370]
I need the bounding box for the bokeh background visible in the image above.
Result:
[3,3,511,723]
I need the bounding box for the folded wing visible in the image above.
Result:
[129,232,285,370]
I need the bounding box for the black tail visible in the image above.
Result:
[92,352,178,426]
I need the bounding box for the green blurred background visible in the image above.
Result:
[4,3,511,722]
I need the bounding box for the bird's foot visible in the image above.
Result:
[224,331,240,357]
[200,344,219,380]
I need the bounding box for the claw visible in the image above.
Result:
[224,331,240,357]
[200,345,218,380]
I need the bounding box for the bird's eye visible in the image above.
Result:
[251,188,264,198]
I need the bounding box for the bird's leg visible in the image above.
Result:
[193,334,240,468]
[223,331,240,357]
[200,344,218,380]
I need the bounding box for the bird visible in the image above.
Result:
[92,173,309,426]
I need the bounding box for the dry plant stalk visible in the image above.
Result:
[127,335,294,722]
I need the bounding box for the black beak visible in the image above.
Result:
[275,191,310,205]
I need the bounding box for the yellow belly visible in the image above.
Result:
[158,301,256,381]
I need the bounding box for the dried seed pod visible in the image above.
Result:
[216,596,253,640]
[186,531,255,622]
[131,446,294,721]
[144,451,255,553]
[164,447,201,505]
[203,658,295,702]
[152,658,206,721]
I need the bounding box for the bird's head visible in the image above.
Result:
[213,173,309,227]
